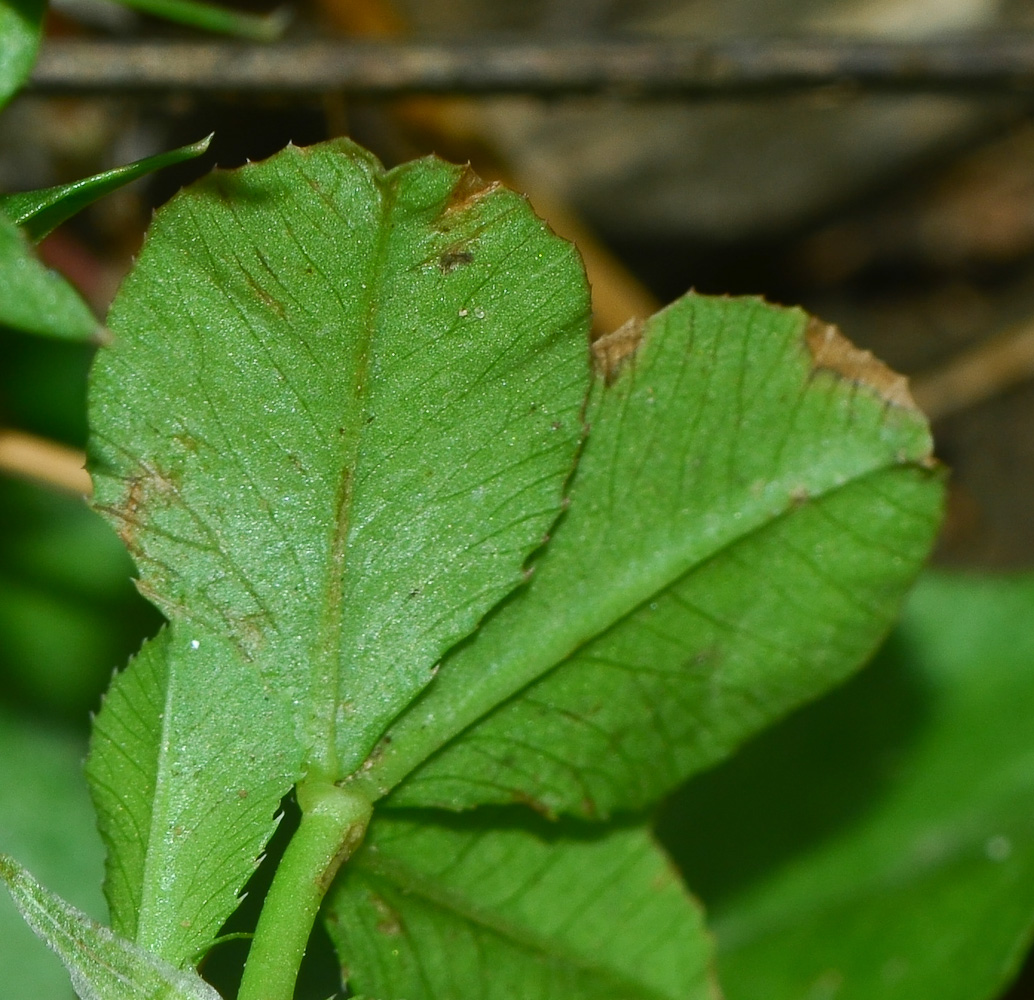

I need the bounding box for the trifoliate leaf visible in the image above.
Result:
[89,138,589,783]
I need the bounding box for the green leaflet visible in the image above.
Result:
[0,0,43,109]
[0,210,100,341]
[88,137,589,781]
[1,136,213,243]
[86,623,301,967]
[0,708,104,998]
[0,855,222,1000]
[88,139,590,783]
[326,812,717,1000]
[665,571,1034,1000]
[355,294,943,816]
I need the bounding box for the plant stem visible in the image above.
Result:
[237,780,372,1000]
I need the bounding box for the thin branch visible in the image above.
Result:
[912,321,1034,422]
[28,35,1034,97]
[0,429,91,496]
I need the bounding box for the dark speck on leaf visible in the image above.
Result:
[439,249,474,273]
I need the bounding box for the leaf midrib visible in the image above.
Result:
[305,165,397,782]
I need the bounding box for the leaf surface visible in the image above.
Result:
[665,571,1034,1000]
[86,623,301,967]
[1,136,212,242]
[88,135,589,780]
[326,812,717,1000]
[356,294,943,816]
[0,0,43,108]
[0,210,99,341]
[0,855,222,1000]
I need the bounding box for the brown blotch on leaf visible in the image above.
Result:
[97,464,180,556]
[592,317,645,385]
[439,165,500,224]
[806,317,918,411]
[369,893,402,936]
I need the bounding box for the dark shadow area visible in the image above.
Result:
[149,102,332,206]
[378,799,650,843]
[1004,944,1034,1000]
[655,629,932,910]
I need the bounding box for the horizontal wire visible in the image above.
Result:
[28,35,1034,98]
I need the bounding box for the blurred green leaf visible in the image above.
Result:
[1,136,213,243]
[663,571,1034,1000]
[0,0,43,109]
[108,0,287,40]
[0,709,104,999]
[0,477,158,719]
[0,211,100,342]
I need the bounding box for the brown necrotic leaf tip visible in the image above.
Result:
[806,317,919,411]
[592,316,644,384]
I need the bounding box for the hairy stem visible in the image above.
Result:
[237,780,372,1000]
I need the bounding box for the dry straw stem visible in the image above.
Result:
[0,429,90,495]
[912,320,1034,422]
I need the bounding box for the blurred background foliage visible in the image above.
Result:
[4,0,1034,997]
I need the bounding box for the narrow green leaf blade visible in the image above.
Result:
[0,855,222,1000]
[109,0,286,39]
[0,709,105,998]
[326,813,717,1000]
[0,0,43,109]
[86,623,302,966]
[1,136,213,243]
[361,294,942,816]
[88,138,590,781]
[0,211,100,341]
[665,571,1034,1000]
